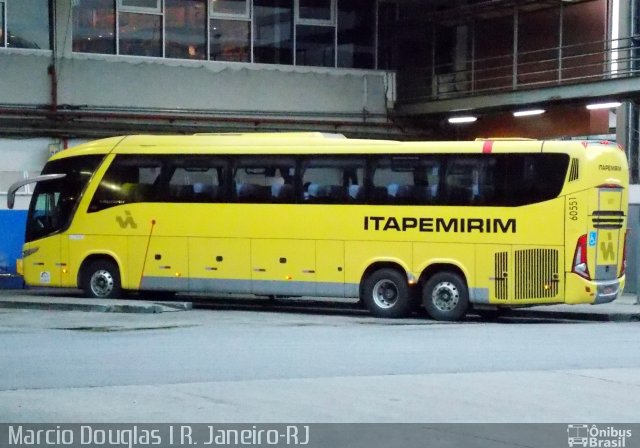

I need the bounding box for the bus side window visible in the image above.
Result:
[514,154,568,204]
[444,157,475,205]
[451,156,503,206]
[301,157,365,204]
[232,156,296,204]
[372,155,440,205]
[88,156,162,212]
[167,162,223,203]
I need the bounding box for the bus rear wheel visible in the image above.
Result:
[81,260,122,299]
[362,268,412,318]
[422,272,469,321]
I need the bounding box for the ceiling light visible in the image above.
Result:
[586,102,622,110]
[448,116,477,124]
[513,109,545,117]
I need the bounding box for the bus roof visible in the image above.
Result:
[49,133,616,161]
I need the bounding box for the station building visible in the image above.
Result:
[0,0,639,289]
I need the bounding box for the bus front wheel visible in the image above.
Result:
[81,260,122,299]
[362,268,412,318]
[422,272,469,321]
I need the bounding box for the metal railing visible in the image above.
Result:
[397,35,640,103]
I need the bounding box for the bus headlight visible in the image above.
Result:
[22,247,39,258]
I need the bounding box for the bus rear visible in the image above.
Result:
[562,141,628,304]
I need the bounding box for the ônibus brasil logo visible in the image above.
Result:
[567,424,632,447]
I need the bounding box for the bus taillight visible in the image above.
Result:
[597,183,624,189]
[572,234,591,280]
[621,230,629,277]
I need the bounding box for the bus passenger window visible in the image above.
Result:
[168,164,223,203]
[88,155,162,212]
[372,155,440,205]
[504,154,569,205]
[445,157,498,205]
[232,157,295,203]
[301,157,365,204]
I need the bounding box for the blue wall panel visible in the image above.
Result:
[0,210,27,288]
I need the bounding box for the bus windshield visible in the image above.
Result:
[26,155,103,243]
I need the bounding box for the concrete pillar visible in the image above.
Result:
[54,0,74,57]
[619,102,640,184]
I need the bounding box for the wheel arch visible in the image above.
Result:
[418,262,469,289]
[359,260,413,294]
[360,259,409,283]
[77,252,124,289]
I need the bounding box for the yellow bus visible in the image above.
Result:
[7,133,629,321]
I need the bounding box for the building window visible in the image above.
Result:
[0,0,49,49]
[377,1,398,70]
[211,0,250,18]
[0,2,5,48]
[210,0,251,62]
[72,0,116,54]
[254,0,293,65]
[70,0,377,69]
[119,11,162,56]
[337,0,374,69]
[119,0,161,13]
[295,0,335,67]
[117,0,162,56]
[297,0,333,24]
[165,0,207,60]
[296,24,334,67]
[210,18,251,61]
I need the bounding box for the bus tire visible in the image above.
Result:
[422,272,469,321]
[362,268,411,318]
[81,259,122,299]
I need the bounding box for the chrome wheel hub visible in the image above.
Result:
[372,279,399,309]
[90,269,114,297]
[431,281,459,312]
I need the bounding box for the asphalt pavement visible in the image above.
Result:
[0,288,638,321]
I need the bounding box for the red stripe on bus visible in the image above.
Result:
[482,140,493,153]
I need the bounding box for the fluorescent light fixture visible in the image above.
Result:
[611,0,619,74]
[448,116,477,124]
[513,109,545,117]
[586,102,622,110]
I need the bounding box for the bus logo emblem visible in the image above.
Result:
[567,424,588,447]
[600,233,615,262]
[116,211,138,229]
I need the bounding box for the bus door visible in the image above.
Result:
[23,192,65,287]
[588,186,625,283]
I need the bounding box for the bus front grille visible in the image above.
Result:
[494,251,508,300]
[514,249,559,300]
